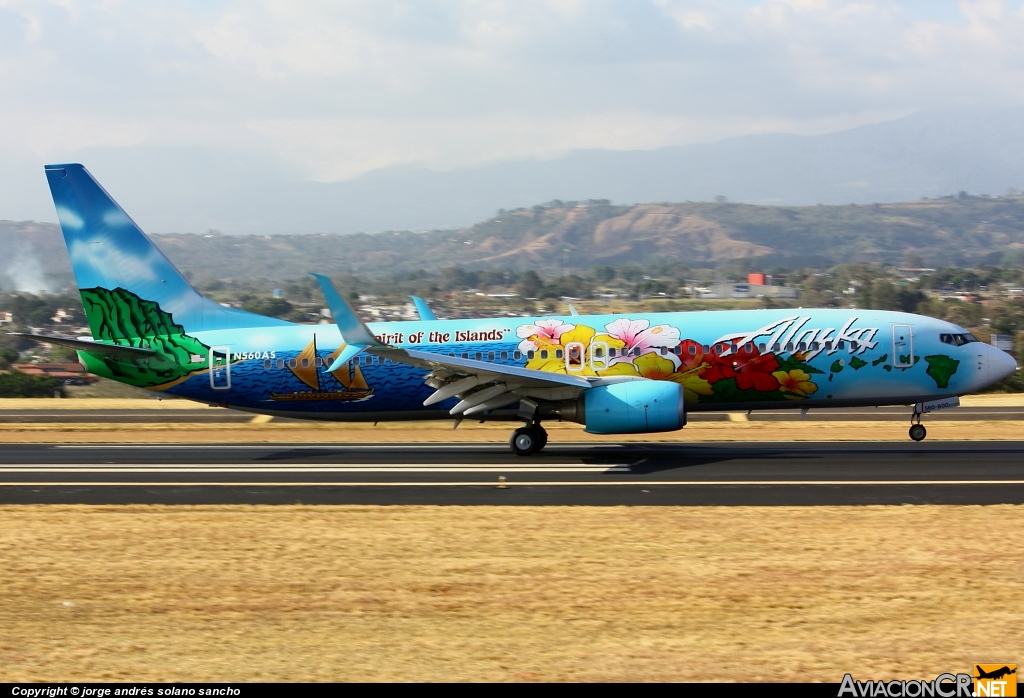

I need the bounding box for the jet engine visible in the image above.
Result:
[578,381,686,434]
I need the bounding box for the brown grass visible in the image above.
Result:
[1,505,1021,682]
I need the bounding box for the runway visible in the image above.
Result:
[1,441,1023,505]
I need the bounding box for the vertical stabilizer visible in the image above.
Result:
[44,163,290,338]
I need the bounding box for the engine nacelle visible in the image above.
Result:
[581,381,686,434]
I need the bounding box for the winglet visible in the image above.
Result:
[409,296,438,321]
[568,303,579,316]
[312,273,384,371]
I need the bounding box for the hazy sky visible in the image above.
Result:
[1,0,1023,183]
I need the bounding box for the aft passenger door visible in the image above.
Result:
[892,325,913,368]
[209,346,231,390]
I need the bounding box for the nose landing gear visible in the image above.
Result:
[909,407,927,442]
[510,423,548,456]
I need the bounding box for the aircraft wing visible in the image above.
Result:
[12,332,158,359]
[369,345,594,417]
[311,273,596,417]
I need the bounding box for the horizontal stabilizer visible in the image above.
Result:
[12,333,157,359]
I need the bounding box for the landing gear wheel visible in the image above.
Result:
[510,426,540,456]
[909,424,927,442]
[535,425,548,451]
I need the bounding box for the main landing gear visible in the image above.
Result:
[510,423,548,456]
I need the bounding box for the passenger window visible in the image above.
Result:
[315,357,323,367]
[263,359,271,370]
[555,349,564,359]
[758,343,766,352]
[798,342,806,351]
[540,350,549,359]
[632,347,641,357]
[501,351,508,360]
[672,346,681,355]
[461,352,468,359]
[824,342,832,351]
[771,344,780,352]
[475,352,482,360]
[689,345,697,355]
[609,348,617,357]
[515,351,523,360]
[784,343,793,352]
[300,358,309,368]
[595,347,604,358]
[703,345,711,354]
[809,342,819,351]
[288,359,297,368]
[488,352,494,361]
[850,341,859,351]
[745,343,754,353]
[526,350,534,359]
[276,359,284,369]
[837,341,846,350]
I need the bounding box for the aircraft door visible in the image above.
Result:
[565,342,585,373]
[892,325,913,368]
[210,346,231,390]
[591,341,609,371]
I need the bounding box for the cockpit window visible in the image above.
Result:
[940,333,977,346]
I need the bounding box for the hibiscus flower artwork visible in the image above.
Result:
[512,318,822,404]
[603,318,680,362]
[516,319,575,355]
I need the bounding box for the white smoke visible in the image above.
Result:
[6,241,53,294]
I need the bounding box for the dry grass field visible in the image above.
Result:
[0,419,1022,443]
[1,505,1021,682]
[0,396,1020,443]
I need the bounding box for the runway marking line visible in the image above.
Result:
[0,465,629,473]
[3,480,1024,487]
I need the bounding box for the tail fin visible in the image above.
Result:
[44,163,289,339]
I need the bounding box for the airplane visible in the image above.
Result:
[25,163,1018,456]
[975,666,1016,681]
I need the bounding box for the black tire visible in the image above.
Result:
[909,424,927,442]
[535,425,548,452]
[510,427,538,456]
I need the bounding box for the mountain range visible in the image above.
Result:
[5,191,1024,291]
[2,106,1024,236]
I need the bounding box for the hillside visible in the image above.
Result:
[4,194,1024,288]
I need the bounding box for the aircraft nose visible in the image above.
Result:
[987,344,1018,383]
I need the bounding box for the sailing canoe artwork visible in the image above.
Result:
[269,338,374,401]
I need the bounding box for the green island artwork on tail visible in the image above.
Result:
[76,287,211,389]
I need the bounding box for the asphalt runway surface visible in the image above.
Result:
[1,441,1023,505]
[2,405,1024,422]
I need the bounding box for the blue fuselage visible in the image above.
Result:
[163,308,1015,420]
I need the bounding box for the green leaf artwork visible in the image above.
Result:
[76,287,211,389]
[924,355,960,389]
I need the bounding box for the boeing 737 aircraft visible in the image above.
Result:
[26,164,1017,455]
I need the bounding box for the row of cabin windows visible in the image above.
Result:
[261,351,524,370]
[523,340,857,362]
[258,341,864,370]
